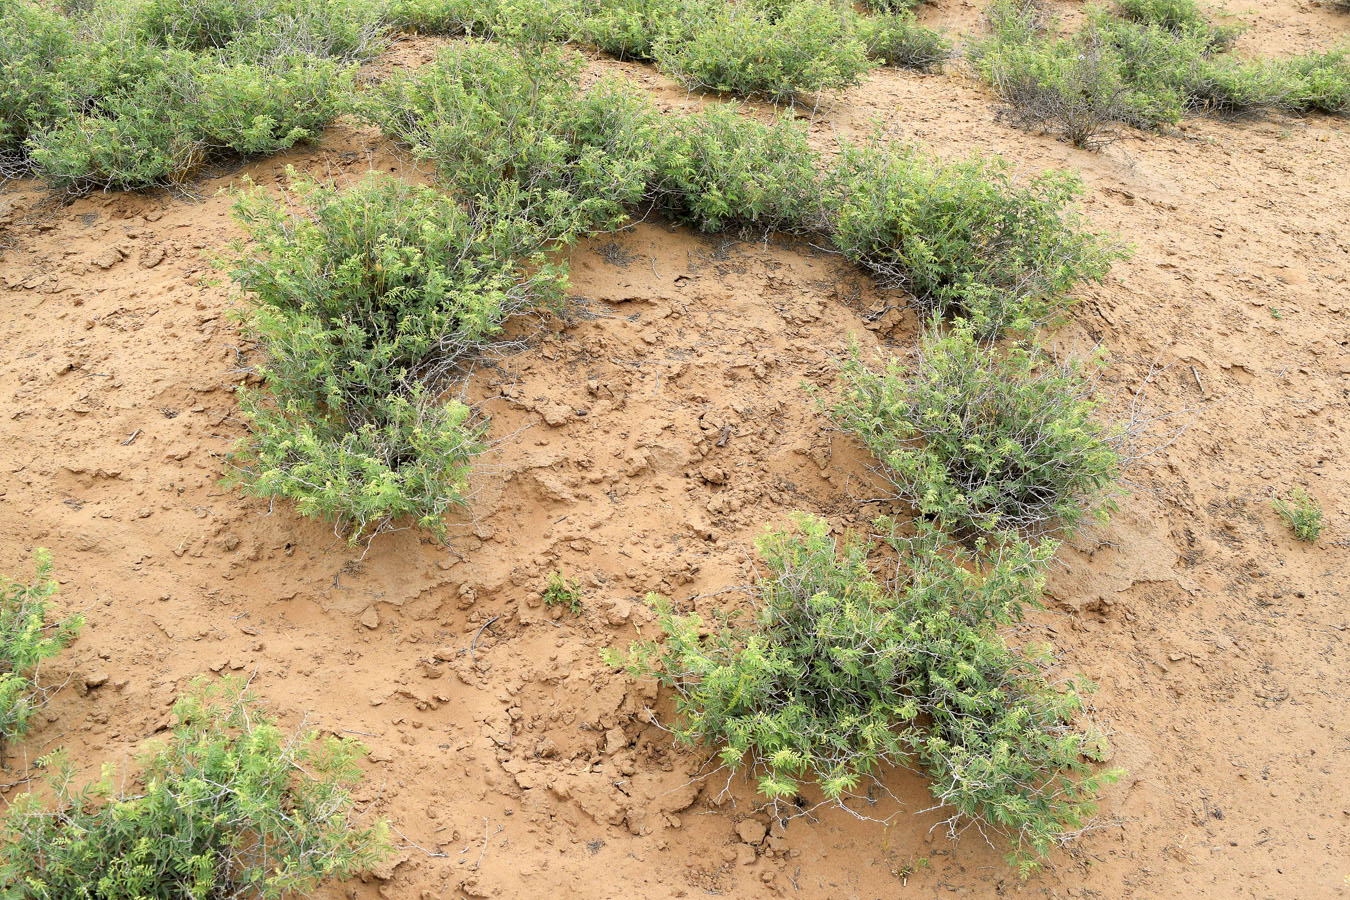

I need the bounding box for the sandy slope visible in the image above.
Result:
[1,2,1347,897]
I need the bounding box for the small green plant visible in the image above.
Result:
[650,103,821,233]
[0,551,82,767]
[576,0,685,59]
[607,513,1119,873]
[825,322,1125,540]
[543,571,583,613]
[362,41,659,239]
[859,12,951,72]
[821,135,1122,335]
[1282,49,1350,114]
[0,676,390,898]
[1115,0,1240,49]
[653,0,873,102]
[1272,488,1322,542]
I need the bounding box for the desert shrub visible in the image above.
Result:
[650,103,821,233]
[194,55,351,156]
[543,571,583,613]
[1272,488,1323,543]
[826,322,1124,540]
[653,0,873,102]
[0,0,75,172]
[225,175,560,542]
[863,0,921,11]
[608,513,1119,873]
[386,0,580,41]
[0,551,81,766]
[0,676,390,899]
[860,12,952,72]
[576,0,685,59]
[136,0,387,60]
[821,136,1121,335]
[363,41,658,238]
[1281,49,1350,113]
[1115,0,1239,49]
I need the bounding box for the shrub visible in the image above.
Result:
[650,103,821,233]
[825,322,1125,540]
[225,175,560,542]
[0,677,390,898]
[543,571,583,613]
[0,551,81,767]
[363,41,658,239]
[137,0,387,61]
[576,0,685,59]
[387,0,581,41]
[653,0,873,102]
[194,55,351,156]
[1272,488,1323,542]
[1115,0,1239,49]
[860,12,952,72]
[1282,49,1350,113]
[821,136,1121,335]
[0,0,75,173]
[608,513,1119,873]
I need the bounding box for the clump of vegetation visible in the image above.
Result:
[0,551,81,767]
[0,0,75,176]
[653,0,873,102]
[543,571,583,613]
[575,0,685,60]
[821,135,1122,335]
[859,12,952,72]
[225,174,564,542]
[826,322,1125,541]
[1282,49,1350,114]
[362,41,659,239]
[650,103,822,233]
[1272,488,1323,543]
[1115,0,1239,49]
[0,676,390,898]
[608,513,1119,873]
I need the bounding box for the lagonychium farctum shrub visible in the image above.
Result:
[607,513,1121,874]
[821,134,1123,337]
[823,320,1126,543]
[360,40,659,241]
[0,550,82,768]
[223,173,565,544]
[0,676,392,899]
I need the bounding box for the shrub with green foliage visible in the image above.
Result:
[821,136,1121,335]
[363,41,658,239]
[0,551,81,767]
[0,677,390,899]
[859,12,951,72]
[1272,488,1323,543]
[608,513,1119,873]
[1282,49,1350,114]
[543,571,583,613]
[653,0,873,102]
[225,175,562,542]
[0,0,75,173]
[576,0,685,59]
[826,322,1125,540]
[136,0,388,60]
[650,103,821,233]
[1115,0,1239,49]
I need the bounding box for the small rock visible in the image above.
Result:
[85,670,110,689]
[360,607,380,630]
[540,403,572,427]
[736,819,767,845]
[604,726,628,755]
[139,246,165,269]
[92,248,123,270]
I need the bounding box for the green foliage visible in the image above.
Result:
[1282,49,1350,114]
[225,175,562,541]
[608,513,1118,872]
[0,551,82,764]
[650,103,821,233]
[363,41,659,239]
[0,0,75,171]
[1272,488,1323,543]
[653,0,873,102]
[135,0,388,60]
[859,12,951,72]
[0,676,390,899]
[826,322,1124,540]
[194,56,351,156]
[821,135,1121,335]
[576,0,685,59]
[1115,0,1239,49]
[543,571,583,613]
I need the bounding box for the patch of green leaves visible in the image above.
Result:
[860,12,951,72]
[543,571,583,613]
[1272,488,1322,543]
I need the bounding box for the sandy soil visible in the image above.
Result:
[1,2,1347,897]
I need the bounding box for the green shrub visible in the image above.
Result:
[225,175,560,542]
[0,0,75,172]
[136,0,387,61]
[0,676,390,899]
[1272,488,1323,542]
[825,322,1125,540]
[1115,0,1239,49]
[0,551,81,767]
[543,571,583,613]
[1281,49,1350,113]
[608,513,1119,873]
[576,0,684,59]
[650,103,821,233]
[363,41,658,239]
[387,0,580,41]
[860,12,951,72]
[653,0,873,102]
[195,56,351,156]
[821,136,1121,335]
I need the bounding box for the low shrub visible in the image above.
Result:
[0,551,82,766]
[650,103,821,233]
[821,135,1121,335]
[576,0,685,59]
[543,571,583,613]
[860,12,952,72]
[825,322,1125,540]
[225,175,560,542]
[195,55,351,156]
[0,676,390,898]
[1115,0,1239,49]
[1272,488,1323,542]
[653,0,873,102]
[363,41,658,239]
[386,0,581,41]
[1282,49,1350,113]
[136,0,387,61]
[608,513,1119,873]
[0,0,75,173]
